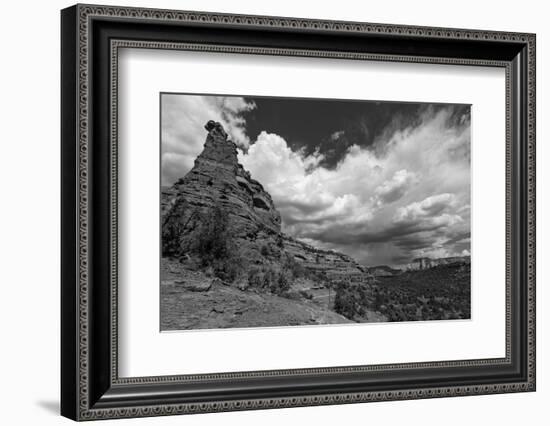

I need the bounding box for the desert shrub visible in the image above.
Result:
[373,290,385,310]
[333,286,356,319]
[260,244,270,257]
[204,266,214,277]
[247,264,291,295]
[162,219,185,257]
[162,198,191,257]
[281,291,301,300]
[247,267,264,289]
[289,259,305,278]
[270,270,291,295]
[196,204,243,283]
[263,267,277,290]
[281,253,306,279]
[197,205,230,263]
[211,256,242,283]
[313,271,327,284]
[299,289,313,300]
[333,282,365,320]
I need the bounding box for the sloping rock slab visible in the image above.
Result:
[175,279,212,292]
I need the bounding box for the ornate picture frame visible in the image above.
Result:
[61,4,535,421]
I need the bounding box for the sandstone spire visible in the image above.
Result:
[161,121,364,278]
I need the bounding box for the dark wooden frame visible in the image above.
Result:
[61,4,536,421]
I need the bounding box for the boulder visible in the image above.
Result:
[175,279,212,292]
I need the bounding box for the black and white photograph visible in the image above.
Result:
[160,93,472,331]
[52,2,537,422]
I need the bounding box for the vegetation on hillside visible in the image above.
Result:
[165,203,471,323]
[161,197,188,257]
[196,204,244,283]
[333,280,368,320]
[246,253,310,296]
[333,262,470,322]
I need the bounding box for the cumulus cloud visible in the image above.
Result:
[374,169,417,205]
[393,193,457,223]
[161,94,255,185]
[239,106,471,267]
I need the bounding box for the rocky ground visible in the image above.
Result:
[160,258,387,331]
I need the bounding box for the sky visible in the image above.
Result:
[161,93,471,268]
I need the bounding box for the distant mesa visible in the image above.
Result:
[366,265,403,277]
[407,256,471,271]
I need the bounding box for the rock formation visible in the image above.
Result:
[407,256,470,271]
[162,120,365,279]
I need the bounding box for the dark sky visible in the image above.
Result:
[161,93,471,268]
[241,96,469,169]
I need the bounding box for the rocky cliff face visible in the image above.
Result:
[407,256,470,271]
[162,120,364,278]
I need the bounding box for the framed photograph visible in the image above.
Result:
[61,4,536,421]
